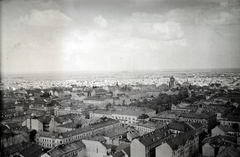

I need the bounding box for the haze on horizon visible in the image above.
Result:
[1,0,240,75]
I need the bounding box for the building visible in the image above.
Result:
[202,135,237,157]
[22,117,44,131]
[90,108,156,125]
[14,144,43,157]
[134,121,165,136]
[220,116,240,127]
[44,141,85,157]
[178,112,217,130]
[156,130,199,157]
[82,139,111,157]
[36,119,120,148]
[169,76,175,89]
[54,106,83,116]
[130,128,173,157]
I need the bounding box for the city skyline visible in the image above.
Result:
[1,0,240,75]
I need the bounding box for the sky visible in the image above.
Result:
[1,0,240,74]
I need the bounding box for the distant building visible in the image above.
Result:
[178,112,217,130]
[90,108,156,125]
[169,76,175,89]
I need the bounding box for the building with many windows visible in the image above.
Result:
[90,108,156,125]
[36,119,120,148]
[156,130,199,157]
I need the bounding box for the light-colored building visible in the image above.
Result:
[90,108,156,125]
[134,121,165,136]
[54,106,83,116]
[22,117,43,131]
[178,112,217,130]
[156,130,199,157]
[82,139,111,157]
[130,128,173,157]
[36,119,120,148]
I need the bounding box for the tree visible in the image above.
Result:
[29,129,37,142]
[75,123,82,129]
[232,123,239,130]
[106,103,112,111]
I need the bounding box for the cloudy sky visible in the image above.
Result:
[1,0,240,74]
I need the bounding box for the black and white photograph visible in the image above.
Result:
[1,0,240,157]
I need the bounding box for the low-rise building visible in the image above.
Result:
[90,108,156,125]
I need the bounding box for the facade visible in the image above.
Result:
[22,118,43,131]
[130,128,173,157]
[36,119,120,148]
[178,112,217,130]
[134,122,165,136]
[54,106,83,116]
[220,117,240,127]
[45,141,85,157]
[156,130,199,157]
[90,108,156,125]
[82,139,111,157]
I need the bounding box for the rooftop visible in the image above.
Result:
[48,141,85,157]
[138,128,171,147]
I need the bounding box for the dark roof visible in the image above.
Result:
[190,123,203,130]
[94,88,108,94]
[116,143,129,152]
[6,122,20,130]
[113,151,125,157]
[122,146,130,156]
[179,112,216,119]
[168,121,190,132]
[139,128,171,147]
[19,144,42,157]
[48,141,85,157]
[3,142,31,155]
[167,130,195,150]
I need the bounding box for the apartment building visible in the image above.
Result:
[178,112,217,130]
[36,119,120,148]
[156,130,199,157]
[90,108,156,125]
[130,127,173,157]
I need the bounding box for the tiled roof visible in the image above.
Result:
[167,130,196,150]
[116,143,129,152]
[189,122,203,130]
[38,119,119,138]
[179,112,216,119]
[138,128,171,147]
[123,146,130,156]
[3,142,31,155]
[48,141,85,157]
[19,144,42,157]
[168,121,191,132]
[113,151,125,157]
[217,146,240,157]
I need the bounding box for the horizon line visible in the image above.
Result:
[1,67,240,76]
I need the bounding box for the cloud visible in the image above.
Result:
[131,12,166,23]
[94,15,108,27]
[19,9,74,27]
[132,21,184,41]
